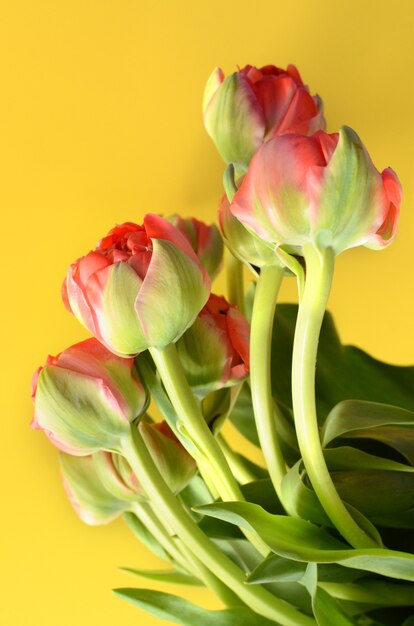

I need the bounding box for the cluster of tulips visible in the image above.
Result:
[33,64,414,626]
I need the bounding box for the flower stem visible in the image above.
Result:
[217,433,258,484]
[122,426,316,626]
[133,502,241,606]
[226,250,245,314]
[250,265,287,501]
[132,501,190,571]
[150,343,269,557]
[292,244,378,548]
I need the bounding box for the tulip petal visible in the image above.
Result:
[202,66,224,111]
[176,315,230,393]
[316,127,385,252]
[365,168,402,249]
[254,75,298,137]
[60,454,131,525]
[204,72,265,172]
[232,135,326,247]
[89,262,146,355]
[35,366,131,455]
[277,89,320,135]
[135,238,210,349]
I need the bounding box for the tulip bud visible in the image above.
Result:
[139,421,197,494]
[230,127,401,256]
[60,453,135,525]
[63,214,211,356]
[32,338,148,455]
[167,214,223,280]
[218,193,282,270]
[175,293,250,396]
[203,64,325,175]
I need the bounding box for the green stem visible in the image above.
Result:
[292,244,377,548]
[150,343,269,557]
[136,502,240,607]
[132,501,191,572]
[250,265,287,501]
[217,434,258,484]
[227,250,245,314]
[122,426,316,626]
[177,542,242,607]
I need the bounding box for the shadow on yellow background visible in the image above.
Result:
[1,1,413,624]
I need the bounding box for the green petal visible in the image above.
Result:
[317,127,384,253]
[135,239,210,349]
[101,263,147,355]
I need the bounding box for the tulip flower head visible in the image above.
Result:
[63,214,211,356]
[60,452,139,525]
[32,338,148,455]
[230,126,401,257]
[219,193,283,270]
[176,293,250,396]
[203,64,325,175]
[167,214,224,280]
[139,421,197,494]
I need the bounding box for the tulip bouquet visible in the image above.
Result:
[32,63,414,626]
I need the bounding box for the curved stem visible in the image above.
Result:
[217,434,258,484]
[177,542,242,607]
[122,426,316,626]
[250,265,287,501]
[135,504,241,606]
[150,343,269,557]
[292,244,377,548]
[132,501,190,571]
[226,251,245,314]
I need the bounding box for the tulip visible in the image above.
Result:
[203,64,325,175]
[218,193,282,270]
[167,214,223,280]
[60,452,138,525]
[233,126,401,548]
[175,293,250,396]
[230,126,401,257]
[139,421,197,494]
[31,338,148,455]
[63,214,211,356]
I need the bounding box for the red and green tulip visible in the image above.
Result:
[32,338,148,455]
[230,126,401,256]
[63,214,211,356]
[203,64,325,175]
[60,452,138,525]
[167,214,224,281]
[176,293,250,396]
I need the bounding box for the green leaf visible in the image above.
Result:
[121,567,202,586]
[324,447,414,473]
[320,579,414,608]
[247,555,308,583]
[281,461,383,545]
[196,502,414,581]
[271,305,414,424]
[114,588,277,626]
[322,401,414,464]
[241,479,285,514]
[247,554,365,585]
[281,461,332,526]
[303,563,359,625]
[331,470,414,529]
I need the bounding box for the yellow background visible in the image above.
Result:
[2,1,414,624]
